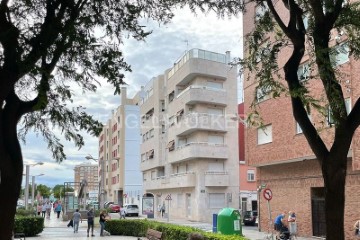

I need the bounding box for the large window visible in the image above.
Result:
[296,113,312,134]
[256,85,271,102]
[257,124,272,145]
[209,193,225,208]
[331,42,349,66]
[297,62,310,82]
[247,170,255,182]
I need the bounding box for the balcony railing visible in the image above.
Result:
[143,172,196,190]
[174,113,226,136]
[176,85,227,106]
[168,49,227,79]
[204,171,230,187]
[168,142,228,163]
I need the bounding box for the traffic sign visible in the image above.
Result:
[263,188,273,201]
[165,194,172,200]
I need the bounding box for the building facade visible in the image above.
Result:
[73,163,98,196]
[238,103,257,215]
[98,87,143,208]
[243,2,360,239]
[139,48,239,222]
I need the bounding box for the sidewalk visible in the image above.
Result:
[37,212,137,240]
[37,212,319,240]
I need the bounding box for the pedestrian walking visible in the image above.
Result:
[99,210,107,236]
[55,201,62,218]
[37,204,42,216]
[45,201,52,219]
[72,209,82,233]
[160,203,165,218]
[87,208,95,237]
[41,203,46,217]
[288,211,298,239]
[120,206,126,219]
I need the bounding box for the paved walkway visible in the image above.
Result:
[37,213,137,240]
[35,212,320,240]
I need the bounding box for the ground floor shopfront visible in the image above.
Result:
[257,158,360,240]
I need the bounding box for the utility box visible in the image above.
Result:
[217,208,242,235]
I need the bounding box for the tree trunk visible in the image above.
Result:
[323,155,346,240]
[0,110,23,240]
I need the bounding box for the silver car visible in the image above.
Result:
[123,204,139,216]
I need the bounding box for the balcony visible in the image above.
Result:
[176,85,227,106]
[204,171,229,187]
[168,142,228,163]
[167,49,229,85]
[143,172,196,190]
[173,113,227,136]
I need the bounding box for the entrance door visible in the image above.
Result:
[311,187,326,237]
[186,194,191,218]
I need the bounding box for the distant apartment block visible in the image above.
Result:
[139,49,239,222]
[74,163,98,194]
[97,87,143,207]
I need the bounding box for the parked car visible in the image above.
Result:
[243,210,258,226]
[109,204,120,213]
[104,201,114,208]
[123,204,139,217]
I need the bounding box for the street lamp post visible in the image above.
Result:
[25,162,44,210]
[31,174,44,206]
[85,154,119,209]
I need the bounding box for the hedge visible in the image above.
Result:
[105,219,248,240]
[14,216,44,237]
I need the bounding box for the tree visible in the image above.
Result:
[52,184,73,199]
[0,0,187,238]
[36,184,51,199]
[237,0,360,239]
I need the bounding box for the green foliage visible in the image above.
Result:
[52,185,74,199]
[16,209,36,217]
[36,184,51,198]
[14,216,44,237]
[104,219,247,240]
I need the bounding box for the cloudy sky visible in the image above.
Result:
[21,7,243,188]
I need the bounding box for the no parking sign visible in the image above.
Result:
[263,188,273,201]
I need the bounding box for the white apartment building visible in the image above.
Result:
[98,87,143,208]
[139,49,239,222]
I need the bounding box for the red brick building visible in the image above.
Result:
[238,103,257,215]
[243,2,360,239]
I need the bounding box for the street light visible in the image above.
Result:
[25,162,44,210]
[32,174,44,206]
[85,154,119,209]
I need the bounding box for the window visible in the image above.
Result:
[207,81,223,89]
[256,85,271,102]
[296,113,312,134]
[257,124,272,145]
[160,100,165,112]
[151,171,156,180]
[176,109,184,122]
[297,62,310,82]
[169,116,175,127]
[208,108,223,116]
[208,135,224,144]
[143,173,147,181]
[148,149,154,159]
[209,193,225,208]
[247,170,255,182]
[330,43,349,66]
[168,91,175,103]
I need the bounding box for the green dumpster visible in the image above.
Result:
[217,208,242,235]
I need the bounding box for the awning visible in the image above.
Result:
[167,140,175,148]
